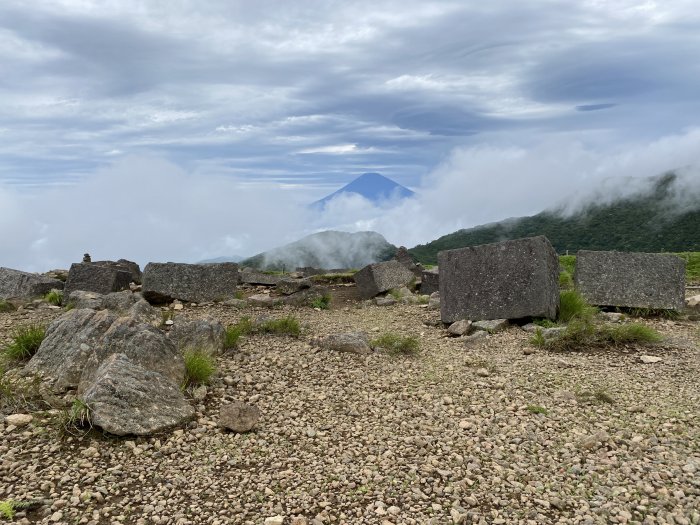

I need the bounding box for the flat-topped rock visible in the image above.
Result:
[142,262,239,303]
[439,236,559,323]
[354,260,415,299]
[63,263,131,300]
[0,267,64,300]
[239,269,283,286]
[574,250,686,310]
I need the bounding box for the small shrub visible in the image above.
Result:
[0,299,15,313]
[527,405,548,415]
[224,317,254,348]
[542,317,596,352]
[183,349,216,387]
[258,316,301,337]
[558,290,597,323]
[371,333,420,355]
[601,323,662,345]
[310,294,331,310]
[44,290,63,306]
[3,324,46,360]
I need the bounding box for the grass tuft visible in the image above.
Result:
[64,399,92,432]
[558,290,597,323]
[183,349,216,387]
[44,290,63,306]
[310,294,331,310]
[526,405,548,415]
[601,323,663,345]
[258,316,301,337]
[0,500,16,520]
[0,299,15,313]
[310,272,356,284]
[224,317,255,348]
[559,271,574,290]
[371,333,420,356]
[3,324,46,360]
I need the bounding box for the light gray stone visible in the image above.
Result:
[439,236,559,323]
[354,260,415,299]
[428,291,440,310]
[142,262,239,303]
[473,319,509,333]
[65,290,104,310]
[247,294,281,308]
[317,332,372,355]
[168,317,225,355]
[447,319,473,337]
[0,267,64,300]
[219,401,260,433]
[375,296,396,307]
[63,263,131,300]
[574,250,685,310]
[239,269,282,286]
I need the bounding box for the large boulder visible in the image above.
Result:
[574,250,686,310]
[92,259,142,284]
[81,353,194,436]
[314,332,372,355]
[394,247,423,277]
[276,278,312,295]
[63,263,131,300]
[239,269,283,286]
[0,267,64,300]
[420,268,439,295]
[168,317,225,355]
[353,261,415,300]
[142,262,239,303]
[439,236,560,323]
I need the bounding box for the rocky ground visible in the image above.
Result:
[1,286,699,525]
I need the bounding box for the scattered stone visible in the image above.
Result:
[219,401,260,433]
[574,250,686,310]
[63,263,131,300]
[223,298,247,308]
[464,331,488,344]
[192,385,208,401]
[264,516,285,525]
[447,319,473,337]
[578,430,610,451]
[315,332,372,354]
[523,347,536,355]
[375,296,396,307]
[354,260,415,299]
[473,319,509,333]
[439,236,559,323]
[686,294,700,312]
[475,368,490,377]
[639,355,662,364]
[0,267,64,300]
[276,278,312,295]
[247,294,280,307]
[600,311,624,322]
[5,414,33,427]
[142,262,240,303]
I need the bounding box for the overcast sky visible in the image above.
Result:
[1,0,700,270]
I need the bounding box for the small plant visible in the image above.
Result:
[258,316,301,337]
[623,307,680,320]
[44,289,63,306]
[0,500,16,520]
[530,328,547,347]
[601,323,662,345]
[0,299,14,313]
[576,388,615,405]
[234,290,246,300]
[371,333,419,355]
[310,272,356,284]
[559,271,574,290]
[558,290,597,323]
[533,318,557,328]
[310,294,331,310]
[539,317,596,352]
[160,310,174,327]
[68,399,92,428]
[183,349,216,387]
[559,254,576,276]
[527,405,548,415]
[3,324,46,360]
[224,317,254,348]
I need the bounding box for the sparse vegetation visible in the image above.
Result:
[60,398,93,435]
[224,317,255,348]
[310,293,331,310]
[0,299,14,313]
[527,405,548,415]
[3,324,46,360]
[558,289,597,323]
[621,307,681,319]
[676,251,700,283]
[310,272,356,284]
[0,500,16,520]
[371,333,419,356]
[44,289,63,306]
[160,310,174,327]
[601,323,663,345]
[234,290,246,300]
[576,388,615,405]
[258,316,301,337]
[183,349,216,387]
[533,318,557,328]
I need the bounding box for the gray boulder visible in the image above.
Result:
[473,319,509,333]
[282,286,328,307]
[239,269,282,286]
[421,268,439,295]
[447,319,473,337]
[247,294,282,308]
[394,246,423,277]
[63,263,131,300]
[219,401,260,433]
[354,261,415,299]
[439,236,559,323]
[574,250,686,310]
[142,262,239,303]
[316,332,372,355]
[168,317,225,355]
[93,259,142,284]
[428,291,440,310]
[276,278,312,295]
[81,353,194,436]
[0,267,64,300]
[65,290,104,310]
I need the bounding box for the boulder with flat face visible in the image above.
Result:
[439,236,560,323]
[574,250,685,310]
[63,263,131,300]
[142,262,239,303]
[354,261,415,299]
[0,267,64,300]
[420,268,439,295]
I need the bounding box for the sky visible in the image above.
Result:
[1,0,700,270]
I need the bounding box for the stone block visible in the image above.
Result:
[142,262,239,303]
[353,260,415,299]
[0,267,64,300]
[63,263,131,299]
[438,236,559,323]
[420,268,439,295]
[574,250,685,310]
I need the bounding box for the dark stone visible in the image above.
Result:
[142,262,239,303]
[0,267,64,300]
[282,286,329,306]
[574,250,686,310]
[438,236,559,323]
[353,261,415,299]
[276,278,312,295]
[420,268,439,295]
[93,259,142,284]
[239,269,283,285]
[394,246,423,277]
[63,263,131,300]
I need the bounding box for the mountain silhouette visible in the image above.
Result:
[311,172,415,209]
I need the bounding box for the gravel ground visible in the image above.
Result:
[1,290,699,525]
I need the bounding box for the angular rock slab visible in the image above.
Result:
[574,250,686,310]
[239,269,282,286]
[168,317,225,355]
[142,262,239,303]
[0,267,64,300]
[439,236,559,323]
[316,332,372,355]
[82,353,194,436]
[63,263,131,299]
[219,401,260,433]
[420,268,439,296]
[354,260,415,299]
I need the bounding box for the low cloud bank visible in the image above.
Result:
[2,130,699,272]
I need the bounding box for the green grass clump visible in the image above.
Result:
[66,399,92,430]
[558,290,597,323]
[371,333,420,355]
[3,324,46,360]
[258,316,301,337]
[44,290,63,306]
[601,323,663,345]
[559,255,576,275]
[0,500,16,520]
[676,252,700,283]
[622,307,680,320]
[310,294,331,310]
[526,405,548,415]
[224,317,255,348]
[183,349,216,387]
[533,318,558,328]
[0,299,14,313]
[559,271,574,290]
[310,272,356,284]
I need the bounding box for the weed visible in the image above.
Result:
[559,255,576,276]
[540,317,596,351]
[558,290,597,323]
[160,310,174,327]
[3,324,46,360]
[0,500,16,520]
[371,333,419,356]
[576,389,615,405]
[388,289,402,300]
[530,328,547,347]
[622,307,680,320]
[310,272,356,284]
[234,290,246,300]
[44,290,63,306]
[601,323,662,345]
[559,271,574,290]
[224,317,254,348]
[64,302,75,311]
[415,294,430,305]
[0,299,14,313]
[310,294,331,310]
[183,349,216,387]
[527,405,548,415]
[258,316,301,337]
[533,318,558,328]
